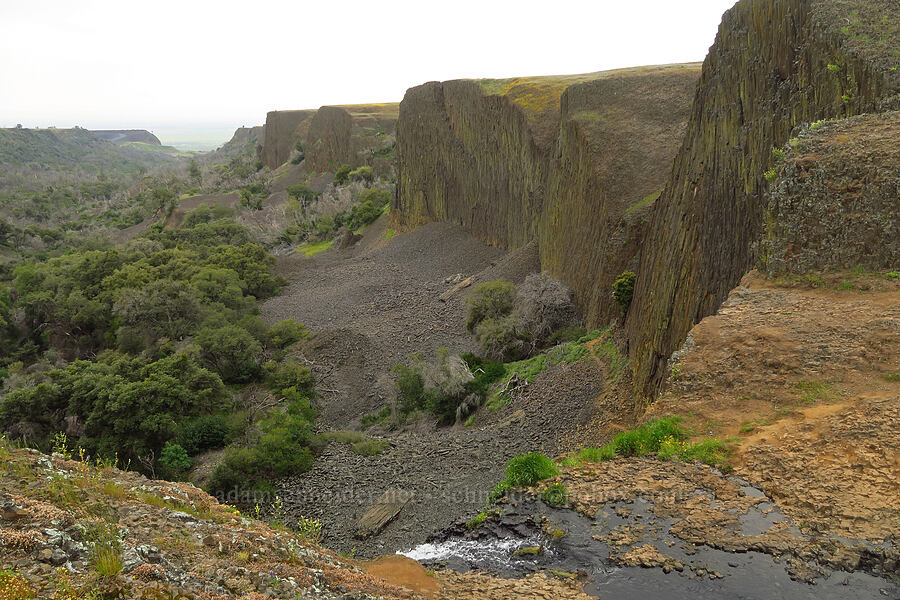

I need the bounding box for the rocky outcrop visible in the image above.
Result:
[261,104,399,171]
[211,125,264,160]
[89,129,161,145]
[626,0,900,397]
[761,111,900,276]
[393,65,700,325]
[260,109,316,169]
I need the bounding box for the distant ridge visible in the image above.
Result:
[90,129,161,145]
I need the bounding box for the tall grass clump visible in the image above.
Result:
[489,452,558,503]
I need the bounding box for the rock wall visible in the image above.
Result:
[260,110,316,169]
[626,0,900,397]
[540,69,697,325]
[261,104,399,171]
[393,65,699,324]
[761,111,900,276]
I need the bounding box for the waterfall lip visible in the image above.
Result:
[398,536,550,567]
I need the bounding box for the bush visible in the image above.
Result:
[474,315,524,361]
[349,165,374,183]
[158,441,191,478]
[286,183,316,204]
[515,274,576,344]
[264,360,314,394]
[466,280,515,332]
[460,353,505,397]
[612,271,636,313]
[266,319,309,349]
[541,483,568,507]
[392,362,426,415]
[196,325,262,383]
[504,452,559,487]
[176,414,233,455]
[334,164,352,186]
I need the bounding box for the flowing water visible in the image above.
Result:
[400,490,899,599]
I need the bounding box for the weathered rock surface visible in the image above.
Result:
[260,109,317,169]
[393,64,699,326]
[627,0,900,397]
[261,104,399,170]
[762,111,900,275]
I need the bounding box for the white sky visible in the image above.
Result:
[0,0,736,139]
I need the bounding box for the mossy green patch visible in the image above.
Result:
[296,239,334,256]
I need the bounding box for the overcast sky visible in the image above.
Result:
[1,0,736,135]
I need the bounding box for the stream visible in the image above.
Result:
[400,488,899,599]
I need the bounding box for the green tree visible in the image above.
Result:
[196,324,262,383]
[333,164,352,186]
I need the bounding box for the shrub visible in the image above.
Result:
[474,316,524,361]
[612,271,636,313]
[547,326,587,345]
[541,483,568,507]
[264,360,314,394]
[196,325,262,383]
[176,414,233,455]
[266,319,309,349]
[460,354,505,397]
[333,164,352,186]
[515,274,576,344]
[466,280,515,332]
[349,165,375,183]
[158,441,191,479]
[392,362,426,415]
[504,452,559,487]
[286,183,317,204]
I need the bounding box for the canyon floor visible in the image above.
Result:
[259,219,898,597]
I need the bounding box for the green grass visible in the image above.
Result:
[485,340,593,410]
[321,431,386,456]
[592,337,628,383]
[625,190,662,215]
[568,417,732,471]
[489,452,559,504]
[884,370,900,382]
[466,511,489,529]
[351,440,386,456]
[540,483,568,507]
[385,228,395,240]
[793,379,836,403]
[296,239,334,256]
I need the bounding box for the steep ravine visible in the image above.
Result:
[393,64,700,326]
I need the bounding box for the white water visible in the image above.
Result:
[399,537,548,569]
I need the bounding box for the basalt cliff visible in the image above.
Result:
[261,103,399,172]
[392,0,900,398]
[393,64,700,327]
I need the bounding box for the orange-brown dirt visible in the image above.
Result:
[643,269,899,547]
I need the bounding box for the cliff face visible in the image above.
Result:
[89,129,161,145]
[260,110,316,169]
[394,65,699,323]
[261,104,399,171]
[626,0,900,397]
[761,111,900,276]
[540,68,697,325]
